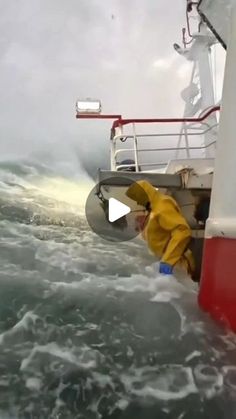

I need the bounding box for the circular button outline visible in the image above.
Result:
[85,177,149,242]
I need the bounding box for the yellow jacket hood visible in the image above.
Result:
[126,180,160,207]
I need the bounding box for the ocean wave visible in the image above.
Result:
[0,158,93,225]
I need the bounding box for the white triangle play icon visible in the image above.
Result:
[108,198,131,223]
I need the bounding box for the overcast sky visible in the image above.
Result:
[0,0,224,173]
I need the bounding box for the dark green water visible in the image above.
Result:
[0,161,236,419]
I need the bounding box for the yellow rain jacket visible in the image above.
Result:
[126,180,195,276]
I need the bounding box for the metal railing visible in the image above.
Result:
[111,106,219,172]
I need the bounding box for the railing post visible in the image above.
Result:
[110,138,116,171]
[110,124,123,171]
[183,123,190,158]
[176,126,184,159]
[133,123,139,172]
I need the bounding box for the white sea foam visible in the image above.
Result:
[0,311,39,345]
[25,377,42,391]
[185,351,202,362]
[222,366,236,390]
[194,364,223,398]
[20,342,97,372]
[121,365,198,401]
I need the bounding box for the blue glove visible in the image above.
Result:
[159,262,173,275]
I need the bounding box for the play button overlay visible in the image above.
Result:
[85,176,149,242]
[108,198,131,222]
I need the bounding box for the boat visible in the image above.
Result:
[76,1,236,330]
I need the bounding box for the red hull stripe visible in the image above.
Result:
[199,237,236,330]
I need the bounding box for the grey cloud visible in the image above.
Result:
[0,0,195,172]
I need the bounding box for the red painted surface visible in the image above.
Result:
[199,237,236,330]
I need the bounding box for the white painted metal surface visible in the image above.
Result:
[178,25,218,157]
[199,0,232,47]
[166,158,214,175]
[206,218,236,239]
[206,3,236,238]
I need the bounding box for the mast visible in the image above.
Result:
[175,4,218,158]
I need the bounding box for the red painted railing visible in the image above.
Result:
[76,106,220,130]
[111,106,220,129]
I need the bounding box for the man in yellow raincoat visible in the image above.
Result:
[126,180,195,277]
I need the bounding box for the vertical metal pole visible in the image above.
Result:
[133,123,139,172]
[175,126,184,159]
[197,40,217,157]
[110,124,123,171]
[110,138,116,171]
[183,123,190,158]
[177,62,196,159]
